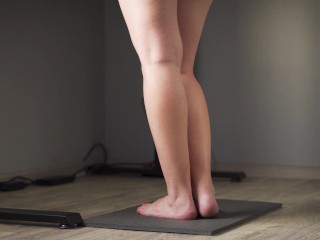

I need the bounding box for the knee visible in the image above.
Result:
[138,43,183,69]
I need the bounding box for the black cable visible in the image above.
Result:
[72,142,108,177]
[82,142,108,164]
[0,176,33,191]
[72,165,92,178]
[1,143,108,191]
[5,176,34,184]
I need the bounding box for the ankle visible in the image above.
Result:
[167,192,194,207]
[192,177,215,194]
[167,192,193,201]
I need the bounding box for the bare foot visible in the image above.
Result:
[196,193,219,218]
[193,180,219,218]
[136,195,198,220]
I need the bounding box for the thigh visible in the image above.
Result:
[178,0,213,74]
[118,0,182,67]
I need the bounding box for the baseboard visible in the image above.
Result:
[0,162,88,182]
[214,162,320,180]
[1,161,319,182]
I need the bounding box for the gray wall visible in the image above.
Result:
[105,0,320,167]
[0,0,105,174]
[1,0,319,176]
[103,0,155,164]
[200,0,320,166]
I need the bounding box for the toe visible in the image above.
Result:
[137,204,148,215]
[136,205,143,214]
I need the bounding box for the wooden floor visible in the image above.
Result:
[0,174,319,240]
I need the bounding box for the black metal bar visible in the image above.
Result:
[211,171,246,182]
[0,208,84,228]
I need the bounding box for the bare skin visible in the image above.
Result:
[118,0,219,219]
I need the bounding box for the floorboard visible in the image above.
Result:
[0,174,319,239]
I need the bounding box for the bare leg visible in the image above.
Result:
[118,0,197,220]
[178,0,219,217]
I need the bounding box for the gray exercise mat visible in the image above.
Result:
[85,199,282,235]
